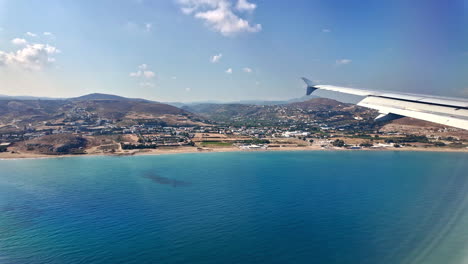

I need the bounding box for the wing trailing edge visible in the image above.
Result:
[302,77,468,130]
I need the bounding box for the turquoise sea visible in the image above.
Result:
[1,151,468,264]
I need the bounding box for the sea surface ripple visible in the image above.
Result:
[1,151,468,264]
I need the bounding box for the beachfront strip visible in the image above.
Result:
[1,120,467,158]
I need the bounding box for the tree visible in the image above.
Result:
[359,142,373,148]
[332,139,345,147]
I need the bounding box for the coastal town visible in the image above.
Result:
[1,94,467,158]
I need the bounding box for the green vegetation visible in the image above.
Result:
[239,139,270,144]
[332,139,345,147]
[447,142,467,149]
[349,134,374,139]
[121,143,157,150]
[199,142,233,147]
[359,142,373,147]
[384,135,429,144]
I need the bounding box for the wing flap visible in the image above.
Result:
[357,96,468,130]
[302,77,468,130]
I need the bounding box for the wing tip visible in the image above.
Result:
[301,77,314,86]
[302,77,317,95]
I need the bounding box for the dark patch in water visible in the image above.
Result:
[1,205,16,212]
[143,172,191,187]
[0,203,44,237]
[1,203,43,218]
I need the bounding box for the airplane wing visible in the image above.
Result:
[302,77,468,130]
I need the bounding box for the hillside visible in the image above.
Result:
[382,117,468,140]
[13,134,88,155]
[183,98,378,128]
[72,93,132,101]
[71,93,152,102]
[0,93,206,132]
[288,98,343,110]
[0,100,68,126]
[72,100,187,119]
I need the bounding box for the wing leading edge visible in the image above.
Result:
[302,78,468,130]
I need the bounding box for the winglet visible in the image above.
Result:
[302,77,317,96]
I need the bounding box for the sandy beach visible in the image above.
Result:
[1,145,468,160]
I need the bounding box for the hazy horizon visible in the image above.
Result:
[0,91,312,103]
[1,0,467,102]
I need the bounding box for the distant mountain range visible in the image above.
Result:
[70,93,155,102]
[0,95,62,100]
[166,95,313,108]
[0,92,367,130]
[0,93,155,102]
[1,93,312,106]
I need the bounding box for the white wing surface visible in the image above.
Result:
[302,78,468,130]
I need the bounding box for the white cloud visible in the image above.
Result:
[210,53,222,63]
[43,32,55,38]
[11,38,27,45]
[0,43,61,70]
[243,67,252,73]
[171,76,177,80]
[130,64,156,87]
[25,32,37,37]
[0,53,6,67]
[139,81,155,87]
[178,0,261,36]
[130,64,155,78]
[130,70,155,78]
[185,87,192,92]
[336,59,352,65]
[145,23,152,32]
[236,0,256,12]
[225,68,233,74]
[0,27,3,31]
[142,71,155,78]
[322,28,331,33]
[181,6,196,14]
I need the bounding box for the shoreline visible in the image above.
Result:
[1,145,468,160]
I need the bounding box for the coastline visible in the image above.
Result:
[1,145,468,160]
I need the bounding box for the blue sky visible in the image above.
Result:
[0,0,466,102]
